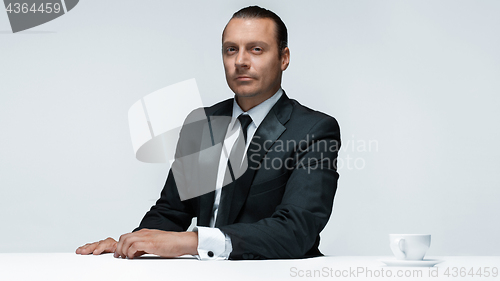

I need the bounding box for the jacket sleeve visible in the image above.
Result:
[219,116,341,259]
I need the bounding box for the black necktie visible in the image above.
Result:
[227,114,253,179]
[215,114,253,227]
[237,114,253,143]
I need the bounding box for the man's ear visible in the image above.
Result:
[281,47,290,71]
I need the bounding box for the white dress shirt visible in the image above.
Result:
[193,88,283,260]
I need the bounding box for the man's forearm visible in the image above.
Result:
[181,231,199,256]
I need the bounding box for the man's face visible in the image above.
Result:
[222,18,289,103]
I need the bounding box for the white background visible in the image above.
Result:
[0,0,499,256]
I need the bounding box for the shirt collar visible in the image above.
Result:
[231,88,283,129]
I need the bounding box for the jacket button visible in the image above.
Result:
[207,251,214,257]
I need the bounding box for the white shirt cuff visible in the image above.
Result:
[192,226,232,260]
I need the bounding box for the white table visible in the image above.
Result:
[0,254,498,281]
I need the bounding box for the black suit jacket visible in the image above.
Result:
[135,92,341,260]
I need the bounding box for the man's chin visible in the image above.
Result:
[232,87,259,99]
[234,92,260,99]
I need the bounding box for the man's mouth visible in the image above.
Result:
[236,76,254,81]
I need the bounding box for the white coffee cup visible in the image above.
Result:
[389,234,431,260]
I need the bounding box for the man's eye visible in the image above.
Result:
[226,47,236,53]
[252,47,262,52]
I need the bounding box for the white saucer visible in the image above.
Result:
[379,259,443,267]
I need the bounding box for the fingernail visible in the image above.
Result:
[114,252,118,258]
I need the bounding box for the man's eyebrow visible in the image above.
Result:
[222,41,236,47]
[222,41,270,47]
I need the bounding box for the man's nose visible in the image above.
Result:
[235,50,250,68]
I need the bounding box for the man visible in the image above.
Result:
[76,6,340,260]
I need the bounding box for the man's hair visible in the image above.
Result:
[226,6,288,58]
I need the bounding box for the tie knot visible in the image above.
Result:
[238,114,253,131]
[237,114,253,143]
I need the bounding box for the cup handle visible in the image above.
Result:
[395,238,406,258]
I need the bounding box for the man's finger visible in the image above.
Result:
[115,233,130,258]
[126,241,147,259]
[76,242,97,255]
[133,250,147,259]
[116,232,141,258]
[79,243,96,254]
[93,241,107,255]
[76,243,91,252]
[93,238,117,255]
[121,235,143,259]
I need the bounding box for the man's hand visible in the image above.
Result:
[75,237,117,255]
[114,229,198,259]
